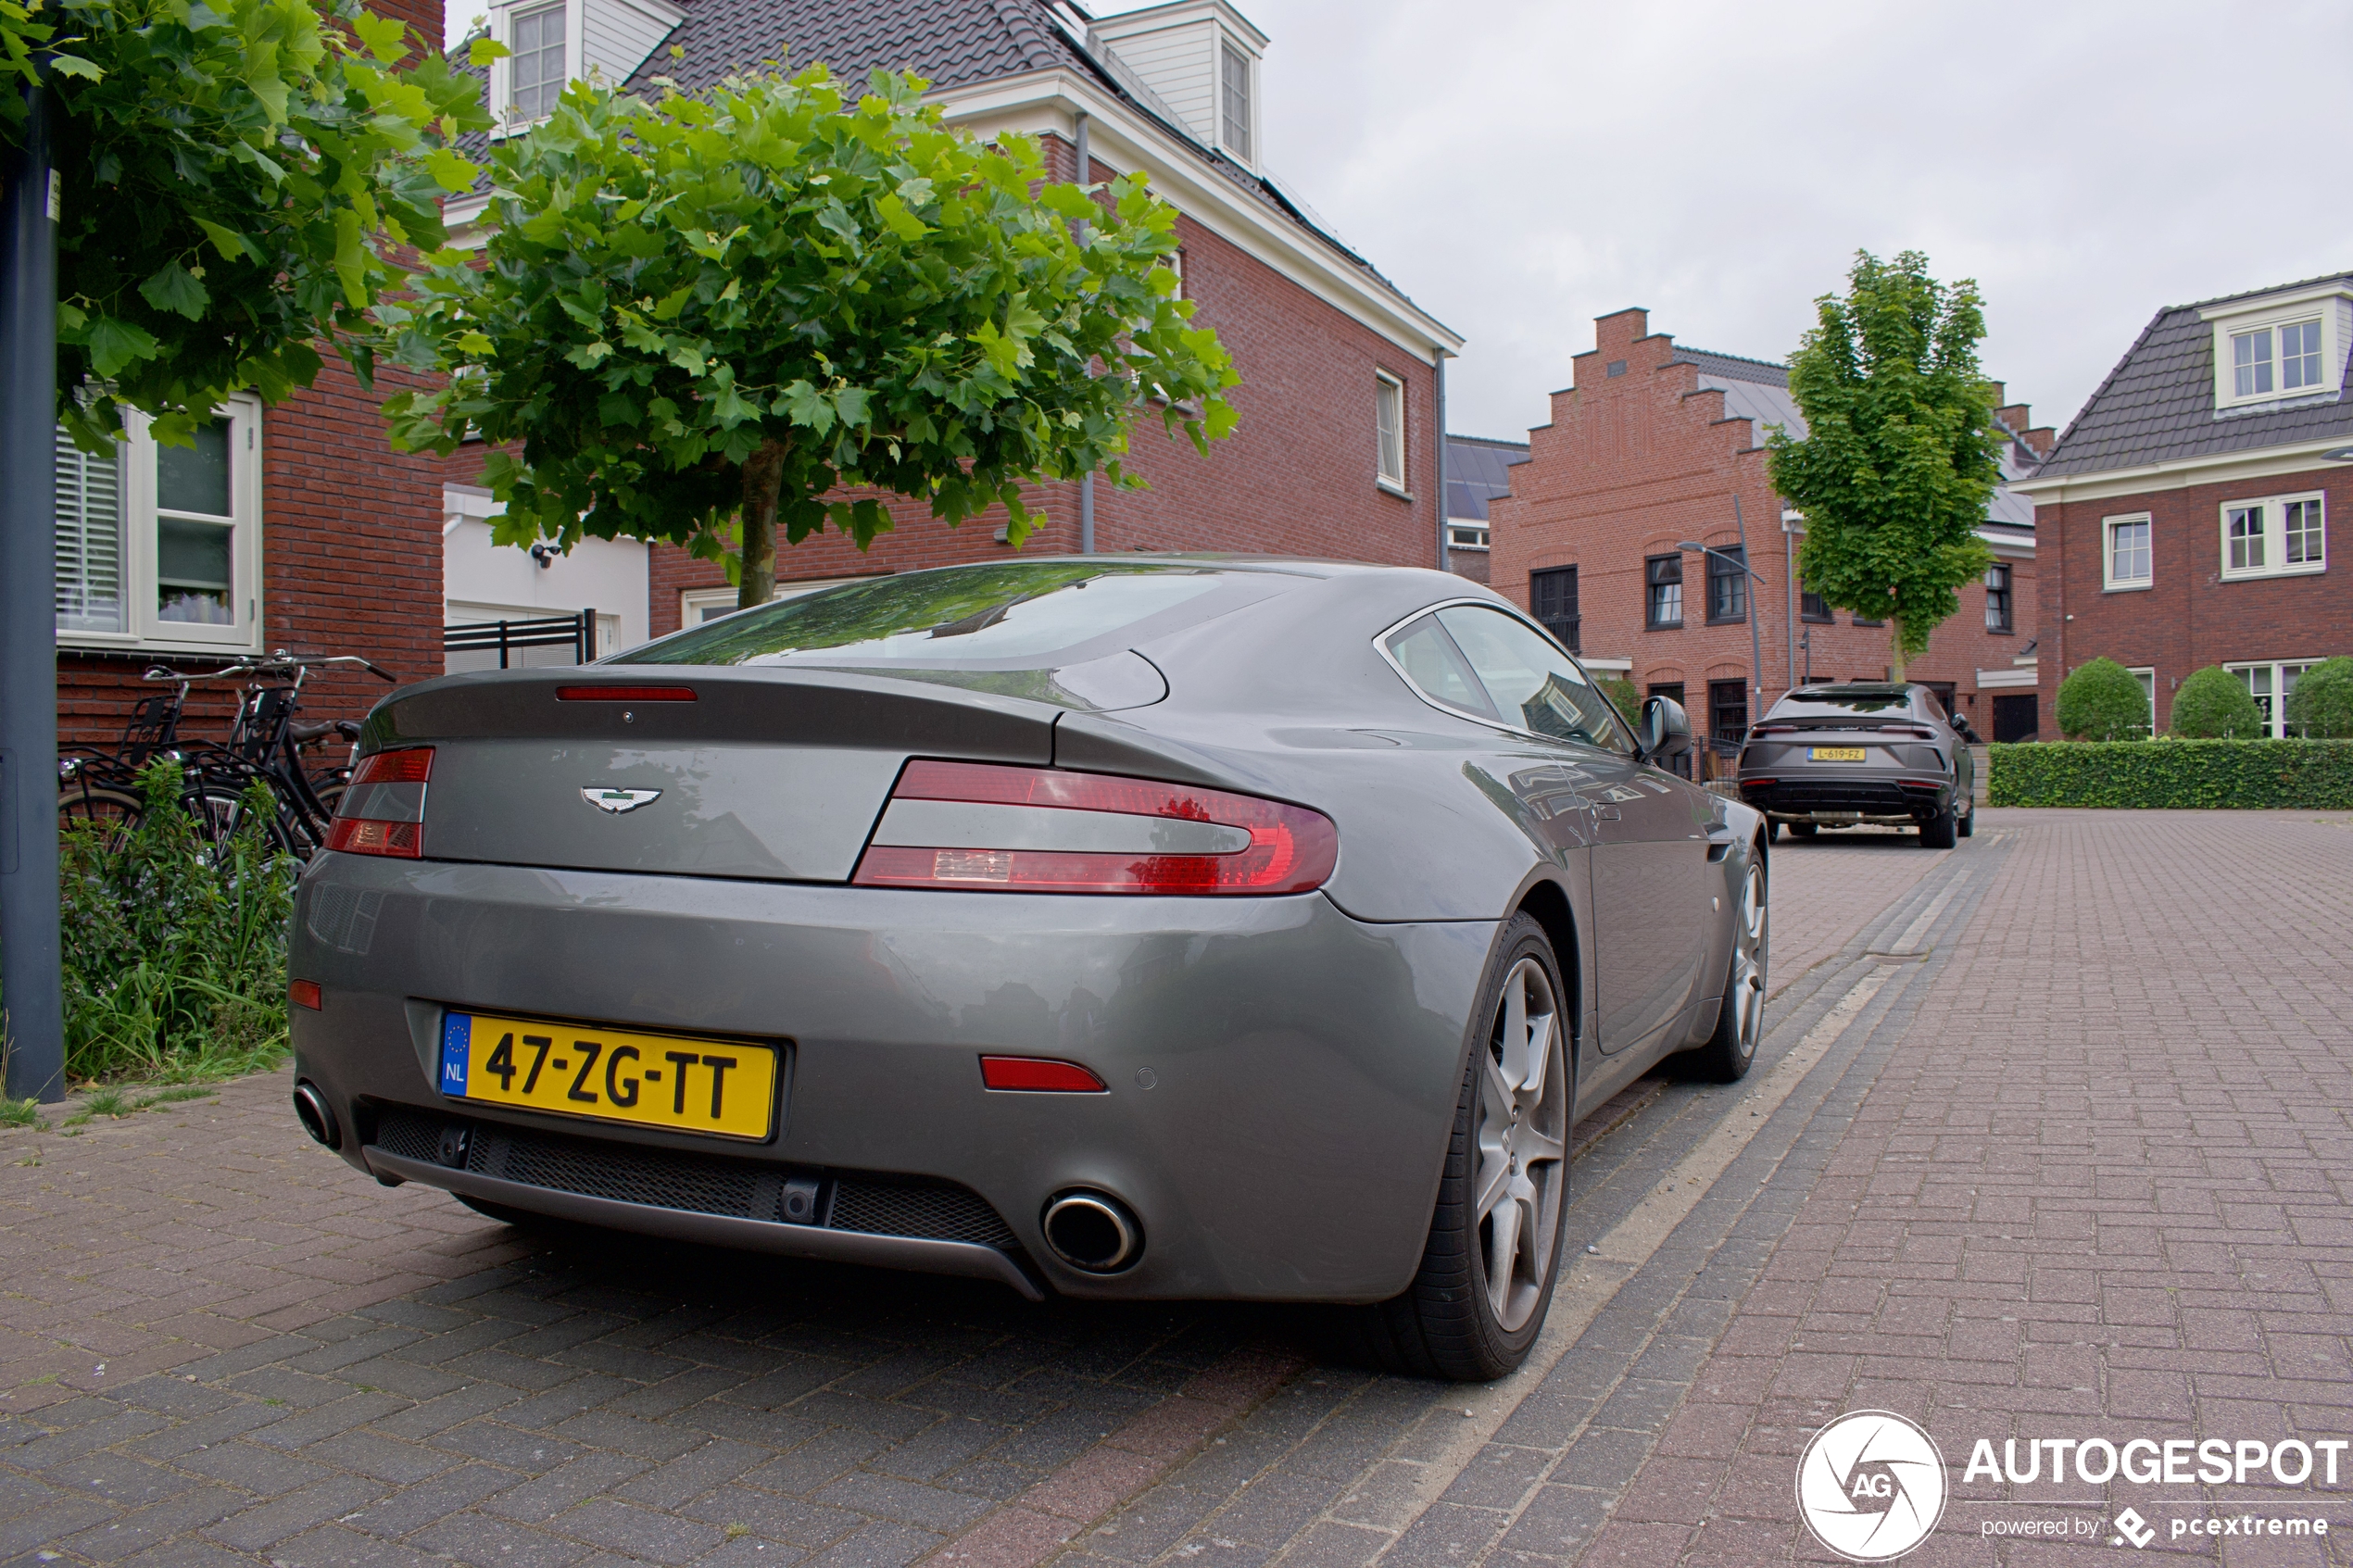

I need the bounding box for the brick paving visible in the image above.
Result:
[7,813,2351,1568]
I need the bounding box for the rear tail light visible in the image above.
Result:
[326,746,433,859]
[1897,779,1943,793]
[1750,724,1799,736]
[979,1056,1108,1092]
[852,761,1339,895]
[1741,778,1777,787]
[1877,725,1937,739]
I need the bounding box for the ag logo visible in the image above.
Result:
[1795,1411,1947,1561]
[582,786,661,815]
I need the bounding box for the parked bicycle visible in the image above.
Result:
[58,653,395,859]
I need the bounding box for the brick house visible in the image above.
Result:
[1485,307,2050,754]
[444,0,1466,639]
[45,0,462,748]
[1438,433,1531,588]
[2010,272,2353,736]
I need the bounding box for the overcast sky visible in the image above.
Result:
[1121,0,2353,444]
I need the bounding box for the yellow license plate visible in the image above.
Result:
[437,1010,778,1140]
[1809,746,1868,761]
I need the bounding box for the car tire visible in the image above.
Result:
[1920,806,1957,849]
[1764,820,1781,843]
[1957,801,1974,838]
[1342,912,1570,1382]
[1788,822,1818,839]
[1682,854,1768,1082]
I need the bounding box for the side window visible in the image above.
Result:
[1382,614,1497,720]
[1434,606,1632,754]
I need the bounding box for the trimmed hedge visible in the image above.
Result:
[1988,738,2353,809]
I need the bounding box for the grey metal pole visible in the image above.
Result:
[1732,492,1762,723]
[1433,352,1449,572]
[1,80,66,1102]
[1073,111,1094,556]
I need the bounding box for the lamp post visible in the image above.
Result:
[1677,536,1768,760]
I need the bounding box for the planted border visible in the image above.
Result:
[1988,739,2353,809]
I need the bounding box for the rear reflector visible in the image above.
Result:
[853,760,1338,895]
[289,979,322,1011]
[979,1056,1108,1092]
[1897,779,1943,792]
[326,746,433,859]
[1741,779,1777,787]
[556,684,697,702]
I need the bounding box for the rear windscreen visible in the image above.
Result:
[1768,689,1916,718]
[623,563,1277,669]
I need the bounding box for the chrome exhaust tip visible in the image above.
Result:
[1041,1190,1142,1273]
[291,1082,340,1149]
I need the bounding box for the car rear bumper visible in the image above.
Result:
[290,854,1496,1304]
[1736,775,1954,821]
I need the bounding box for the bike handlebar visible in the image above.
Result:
[143,653,397,684]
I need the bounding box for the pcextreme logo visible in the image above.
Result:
[1796,1411,1949,1562]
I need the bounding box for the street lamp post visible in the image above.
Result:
[1677,532,1768,764]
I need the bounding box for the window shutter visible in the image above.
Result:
[54,426,125,633]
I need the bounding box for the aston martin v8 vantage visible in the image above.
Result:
[290,558,1768,1380]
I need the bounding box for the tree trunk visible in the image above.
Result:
[1887,619,1906,683]
[737,439,786,610]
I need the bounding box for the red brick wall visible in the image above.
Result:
[60,361,449,749]
[2036,465,2352,734]
[1486,308,2036,735]
[646,131,1442,635]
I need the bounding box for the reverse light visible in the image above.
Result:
[326,746,433,858]
[852,760,1339,895]
[979,1056,1108,1092]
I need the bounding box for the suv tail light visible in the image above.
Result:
[852,761,1338,895]
[1876,724,1938,739]
[326,746,434,858]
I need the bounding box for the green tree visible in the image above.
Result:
[2056,657,2151,742]
[1596,675,1641,728]
[2284,657,2353,738]
[382,67,1239,608]
[3,0,495,450]
[1767,250,2000,679]
[2168,666,2265,738]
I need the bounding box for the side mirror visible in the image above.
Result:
[1637,696,1692,761]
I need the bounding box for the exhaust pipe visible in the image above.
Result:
[1041,1190,1142,1273]
[292,1082,341,1149]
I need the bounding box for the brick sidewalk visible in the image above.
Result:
[15,816,2341,1568]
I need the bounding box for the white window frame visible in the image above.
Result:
[2204,284,2352,411]
[2127,666,2157,736]
[485,0,579,136]
[2226,658,2328,738]
[1375,371,1407,495]
[2102,512,2153,591]
[55,397,265,655]
[2217,489,2326,582]
[1446,522,1490,551]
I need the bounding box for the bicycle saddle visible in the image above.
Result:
[289,719,362,744]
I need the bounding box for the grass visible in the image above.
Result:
[1,1083,222,1142]
[0,1098,44,1130]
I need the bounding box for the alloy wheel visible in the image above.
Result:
[1730,864,1768,1055]
[1474,956,1567,1333]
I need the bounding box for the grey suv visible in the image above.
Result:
[1734,683,1976,847]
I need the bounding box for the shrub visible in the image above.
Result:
[2169,665,2267,738]
[1597,677,1642,728]
[54,761,296,1084]
[1987,738,2353,808]
[2285,657,2353,738]
[2056,657,2152,741]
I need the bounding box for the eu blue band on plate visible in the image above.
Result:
[440,1012,472,1096]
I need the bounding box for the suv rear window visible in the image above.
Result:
[1768,687,1917,718]
[625,563,1278,669]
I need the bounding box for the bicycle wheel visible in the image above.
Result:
[195,788,299,861]
[58,784,145,851]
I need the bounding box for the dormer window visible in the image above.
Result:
[1220,43,1252,161]
[510,2,567,119]
[2203,284,2350,411]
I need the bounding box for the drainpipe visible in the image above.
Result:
[1074,111,1094,556]
[1434,351,1450,572]
[1733,492,1762,724]
[1781,503,1796,693]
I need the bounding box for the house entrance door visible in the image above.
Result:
[1992,694,2038,743]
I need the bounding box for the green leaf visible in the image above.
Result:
[350,11,410,63]
[333,209,370,308]
[193,218,251,262]
[137,262,210,320]
[875,193,926,243]
[469,36,511,65]
[45,53,102,81]
[245,70,290,122]
[422,147,479,192]
[84,317,161,377]
[667,345,708,377]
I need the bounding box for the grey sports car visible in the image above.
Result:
[289,558,1768,1380]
